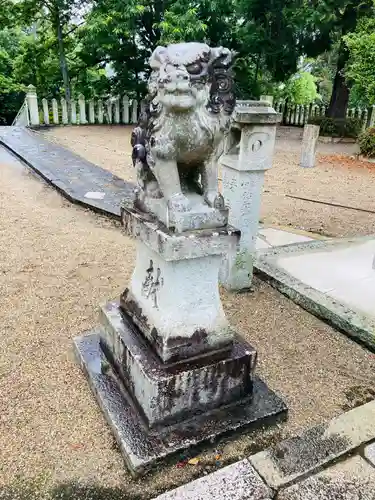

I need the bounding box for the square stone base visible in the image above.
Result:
[100,301,257,427]
[74,331,288,476]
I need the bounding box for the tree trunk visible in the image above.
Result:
[326,5,358,119]
[282,97,289,125]
[55,8,71,103]
[326,42,350,119]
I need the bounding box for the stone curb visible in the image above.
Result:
[255,236,375,350]
[249,400,375,490]
[153,401,375,499]
[153,459,272,500]
[0,126,134,220]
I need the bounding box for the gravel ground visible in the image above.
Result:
[1,147,375,499]
[40,125,375,238]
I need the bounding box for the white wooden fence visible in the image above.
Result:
[272,100,375,131]
[17,85,375,131]
[21,85,141,126]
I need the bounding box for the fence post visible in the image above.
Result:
[70,99,77,124]
[78,94,87,124]
[362,109,368,132]
[61,98,68,124]
[26,84,40,126]
[131,99,138,123]
[369,106,375,128]
[98,99,104,124]
[122,95,129,124]
[114,96,120,124]
[42,98,50,125]
[88,100,95,124]
[106,100,113,123]
[51,98,59,124]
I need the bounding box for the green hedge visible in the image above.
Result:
[359,127,375,158]
[308,116,362,138]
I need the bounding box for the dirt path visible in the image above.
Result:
[40,125,375,238]
[1,147,375,499]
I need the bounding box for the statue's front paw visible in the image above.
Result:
[204,191,225,209]
[167,193,191,213]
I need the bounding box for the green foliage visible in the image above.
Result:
[358,127,375,158]
[284,72,320,105]
[309,116,362,138]
[0,27,26,123]
[344,18,375,106]
[158,7,207,45]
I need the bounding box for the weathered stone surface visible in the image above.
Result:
[0,126,134,218]
[278,455,375,500]
[121,205,239,261]
[131,42,235,232]
[231,103,280,125]
[220,104,278,291]
[121,207,239,362]
[300,124,320,168]
[363,441,375,466]
[74,331,287,476]
[142,193,229,233]
[153,459,272,500]
[250,400,375,490]
[100,301,257,427]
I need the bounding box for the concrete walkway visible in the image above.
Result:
[0,126,134,219]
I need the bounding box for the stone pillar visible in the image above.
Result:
[300,124,320,168]
[220,102,279,291]
[260,95,273,105]
[26,84,39,126]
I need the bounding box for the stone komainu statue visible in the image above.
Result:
[131,42,236,215]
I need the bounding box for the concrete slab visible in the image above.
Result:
[258,228,313,247]
[249,400,375,490]
[255,236,375,350]
[278,455,375,499]
[363,441,375,466]
[153,459,272,500]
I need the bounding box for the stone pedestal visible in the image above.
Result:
[220,102,279,291]
[74,43,287,477]
[120,207,236,362]
[74,205,287,475]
